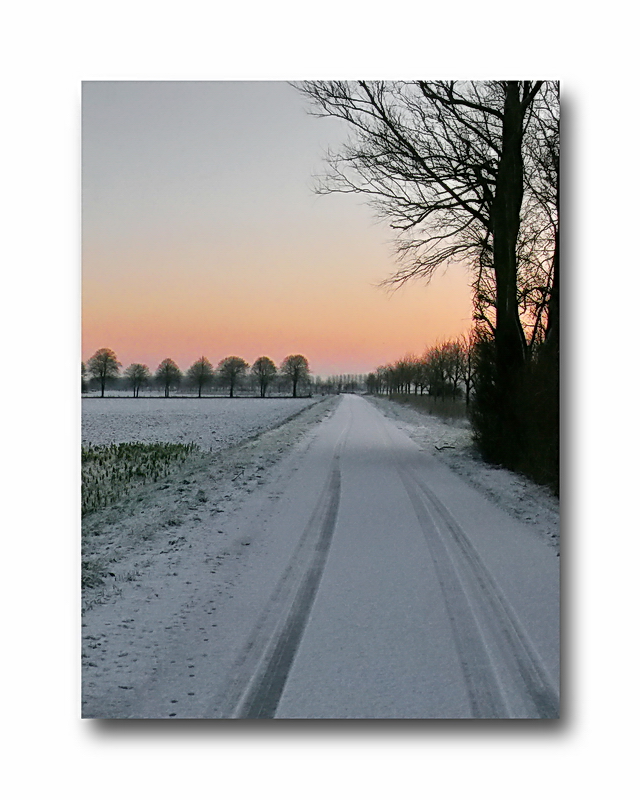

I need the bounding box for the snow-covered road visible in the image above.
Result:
[82,394,559,719]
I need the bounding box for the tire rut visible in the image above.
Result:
[210,420,349,719]
[369,403,558,718]
[404,467,559,718]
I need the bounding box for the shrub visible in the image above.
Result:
[470,339,559,494]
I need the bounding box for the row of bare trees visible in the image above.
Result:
[367,335,476,406]
[297,80,559,490]
[313,374,369,394]
[83,349,311,398]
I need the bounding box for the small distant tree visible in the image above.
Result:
[186,356,215,398]
[87,348,121,397]
[424,345,448,400]
[251,356,277,398]
[124,363,151,398]
[365,372,378,394]
[441,340,465,400]
[217,356,249,398]
[155,358,182,398]
[281,354,310,398]
[81,361,88,394]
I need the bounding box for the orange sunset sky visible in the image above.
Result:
[82,81,473,377]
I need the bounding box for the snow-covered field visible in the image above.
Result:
[82,394,559,719]
[82,397,338,607]
[82,397,341,715]
[82,397,319,452]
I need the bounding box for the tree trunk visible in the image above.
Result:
[492,82,527,378]
[487,82,531,464]
[544,224,560,357]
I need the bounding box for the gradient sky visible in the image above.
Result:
[82,81,473,377]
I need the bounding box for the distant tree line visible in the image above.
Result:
[83,349,312,398]
[367,335,476,406]
[311,374,369,394]
[297,80,559,492]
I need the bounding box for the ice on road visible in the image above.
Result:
[83,394,559,719]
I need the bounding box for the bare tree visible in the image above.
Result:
[186,356,215,398]
[523,81,559,356]
[297,80,557,470]
[251,356,277,398]
[155,358,182,398]
[280,354,310,398]
[217,356,249,398]
[424,345,449,400]
[87,348,122,397]
[441,340,465,399]
[297,81,547,357]
[124,363,151,398]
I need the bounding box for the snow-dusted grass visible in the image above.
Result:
[82,442,201,517]
[81,397,337,610]
[82,397,319,452]
[81,396,324,598]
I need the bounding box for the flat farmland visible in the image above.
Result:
[82,397,320,452]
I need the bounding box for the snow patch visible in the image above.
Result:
[82,397,319,452]
[367,396,559,552]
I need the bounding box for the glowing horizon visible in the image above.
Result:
[82,82,473,378]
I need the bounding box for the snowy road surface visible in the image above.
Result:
[82,394,559,719]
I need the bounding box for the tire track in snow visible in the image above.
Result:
[210,417,350,719]
[368,403,558,718]
[400,474,510,718]
[237,463,341,718]
[404,468,559,718]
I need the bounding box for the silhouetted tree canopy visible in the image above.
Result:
[280,354,310,397]
[251,356,278,398]
[155,358,182,398]
[87,348,122,397]
[124,363,151,398]
[297,80,559,486]
[186,356,215,398]
[217,356,249,398]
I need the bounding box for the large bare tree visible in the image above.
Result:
[186,356,215,398]
[280,354,310,398]
[217,356,249,398]
[124,363,151,398]
[251,356,277,398]
[296,80,558,471]
[87,348,121,397]
[155,358,182,398]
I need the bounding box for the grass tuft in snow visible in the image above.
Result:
[82,441,200,516]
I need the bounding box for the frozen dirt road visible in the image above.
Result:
[83,394,559,719]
